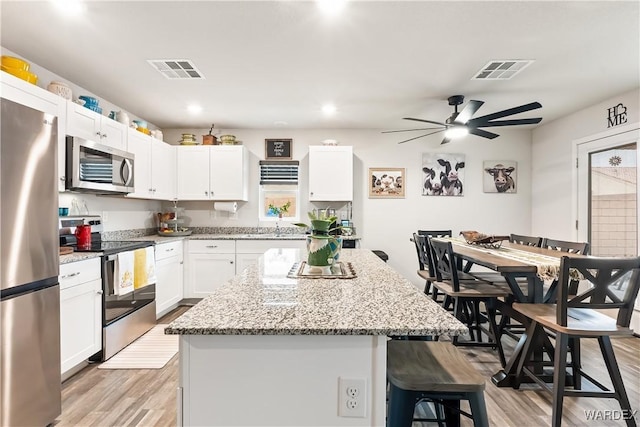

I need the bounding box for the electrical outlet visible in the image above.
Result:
[338,377,366,418]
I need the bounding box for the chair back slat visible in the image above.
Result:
[542,238,590,255]
[417,230,452,277]
[556,256,640,327]
[412,233,426,271]
[428,237,461,291]
[509,233,543,247]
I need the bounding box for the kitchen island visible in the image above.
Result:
[166,248,467,426]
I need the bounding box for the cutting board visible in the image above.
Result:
[59,247,74,255]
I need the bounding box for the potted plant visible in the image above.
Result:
[294,210,342,272]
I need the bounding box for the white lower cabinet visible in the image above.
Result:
[155,241,184,318]
[59,258,102,375]
[235,253,261,274]
[185,240,236,298]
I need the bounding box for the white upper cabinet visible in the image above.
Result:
[308,145,353,201]
[127,129,176,200]
[176,145,248,201]
[66,101,127,151]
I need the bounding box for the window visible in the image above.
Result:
[258,161,300,222]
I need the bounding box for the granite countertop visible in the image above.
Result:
[165,248,467,337]
[59,252,102,264]
[125,233,359,244]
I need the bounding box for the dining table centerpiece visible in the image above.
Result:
[294,210,342,273]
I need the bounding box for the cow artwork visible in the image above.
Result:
[422,153,465,196]
[369,168,406,198]
[483,161,517,193]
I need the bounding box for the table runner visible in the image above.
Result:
[441,237,563,281]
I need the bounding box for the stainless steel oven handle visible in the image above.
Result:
[121,158,133,186]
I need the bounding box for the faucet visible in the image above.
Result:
[275,222,281,236]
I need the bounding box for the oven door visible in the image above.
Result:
[66,136,134,194]
[102,253,155,326]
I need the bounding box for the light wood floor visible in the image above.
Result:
[55,306,639,427]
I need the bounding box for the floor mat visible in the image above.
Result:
[98,324,178,369]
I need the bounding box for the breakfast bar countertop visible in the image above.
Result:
[165,248,467,337]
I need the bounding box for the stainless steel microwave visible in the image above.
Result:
[65,136,134,194]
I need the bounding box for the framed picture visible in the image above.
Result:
[483,161,517,193]
[265,139,292,160]
[422,153,465,196]
[369,168,405,198]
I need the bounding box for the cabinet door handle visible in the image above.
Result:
[204,191,208,196]
[166,248,174,252]
[230,261,234,264]
[95,131,102,137]
[61,272,80,279]
[96,290,104,295]
[310,191,314,196]
[206,245,218,248]
[60,176,65,181]
[179,261,184,265]
[149,188,153,192]
[101,133,107,139]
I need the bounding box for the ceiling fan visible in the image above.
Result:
[383,95,543,144]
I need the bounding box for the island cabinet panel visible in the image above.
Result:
[185,240,236,298]
[155,241,184,318]
[179,335,387,426]
[59,258,102,375]
[308,145,353,201]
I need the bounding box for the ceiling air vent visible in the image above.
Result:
[260,161,299,185]
[147,59,205,79]
[472,60,534,80]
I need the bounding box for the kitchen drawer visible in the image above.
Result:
[188,239,235,254]
[59,257,101,290]
[235,239,306,254]
[155,241,184,261]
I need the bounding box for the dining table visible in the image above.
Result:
[432,237,588,388]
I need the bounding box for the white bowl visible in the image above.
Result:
[322,139,338,146]
[47,81,72,100]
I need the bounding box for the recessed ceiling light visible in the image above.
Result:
[322,104,337,116]
[317,0,347,15]
[51,0,85,16]
[187,105,202,114]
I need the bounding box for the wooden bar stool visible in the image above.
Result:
[387,340,489,427]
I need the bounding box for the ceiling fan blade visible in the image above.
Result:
[453,100,484,124]
[468,102,542,124]
[403,117,448,127]
[398,129,445,144]
[440,136,451,145]
[468,128,500,139]
[471,118,543,128]
[382,127,443,134]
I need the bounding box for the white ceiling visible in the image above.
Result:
[1,1,639,132]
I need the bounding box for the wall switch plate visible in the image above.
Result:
[338,377,367,418]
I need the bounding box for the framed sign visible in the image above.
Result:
[265,139,292,160]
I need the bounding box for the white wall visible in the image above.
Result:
[531,89,640,240]
[165,128,533,288]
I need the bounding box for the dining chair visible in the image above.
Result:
[512,255,640,427]
[429,237,511,366]
[542,238,590,300]
[415,230,452,301]
[509,233,543,247]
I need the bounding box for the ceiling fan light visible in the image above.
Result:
[444,126,469,139]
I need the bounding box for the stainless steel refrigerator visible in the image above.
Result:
[1,97,61,426]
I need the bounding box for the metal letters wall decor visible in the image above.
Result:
[607,103,628,128]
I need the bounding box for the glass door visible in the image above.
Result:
[577,129,639,256]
